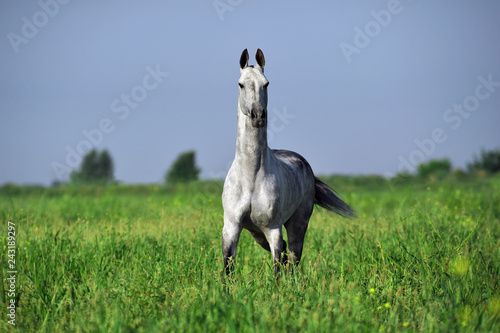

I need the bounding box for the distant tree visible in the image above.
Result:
[165,151,201,184]
[467,148,500,174]
[417,159,451,178]
[71,149,114,184]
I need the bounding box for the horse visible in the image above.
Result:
[222,48,355,277]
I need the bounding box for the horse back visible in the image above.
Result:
[271,149,316,199]
[272,150,314,176]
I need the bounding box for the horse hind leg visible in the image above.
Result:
[248,230,288,262]
[284,204,314,269]
[248,230,271,251]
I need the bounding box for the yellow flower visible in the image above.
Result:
[369,288,375,294]
[451,257,469,277]
[384,303,390,308]
[403,322,409,327]
[488,296,500,317]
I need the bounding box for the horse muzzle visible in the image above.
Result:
[250,108,267,128]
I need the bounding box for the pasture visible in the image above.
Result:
[1,175,500,332]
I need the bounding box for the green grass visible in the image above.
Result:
[1,176,500,332]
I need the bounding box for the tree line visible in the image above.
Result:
[69,149,200,185]
[67,148,500,185]
[416,148,500,179]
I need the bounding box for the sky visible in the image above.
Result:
[1,0,499,185]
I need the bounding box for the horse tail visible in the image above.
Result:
[314,177,356,218]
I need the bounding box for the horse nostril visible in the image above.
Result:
[251,110,256,119]
[262,110,266,118]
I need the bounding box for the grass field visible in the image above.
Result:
[1,175,500,332]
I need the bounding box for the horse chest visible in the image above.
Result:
[226,176,280,228]
[247,184,280,226]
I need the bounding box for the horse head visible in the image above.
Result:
[238,49,269,128]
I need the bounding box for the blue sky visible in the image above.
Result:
[1,0,499,185]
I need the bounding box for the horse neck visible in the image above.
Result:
[235,106,269,173]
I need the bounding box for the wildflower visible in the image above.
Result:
[403,322,409,327]
[451,257,469,277]
[459,305,472,327]
[384,302,390,308]
[488,296,500,317]
[369,288,375,294]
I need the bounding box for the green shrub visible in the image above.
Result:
[417,159,451,178]
[467,148,500,174]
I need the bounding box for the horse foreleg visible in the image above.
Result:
[264,227,285,276]
[249,230,288,265]
[221,223,242,277]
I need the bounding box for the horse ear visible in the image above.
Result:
[255,48,265,69]
[240,49,249,69]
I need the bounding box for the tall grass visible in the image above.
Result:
[1,176,499,332]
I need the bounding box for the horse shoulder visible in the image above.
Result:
[222,167,249,220]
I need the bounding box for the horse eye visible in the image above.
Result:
[238,83,244,89]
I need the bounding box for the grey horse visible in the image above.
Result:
[222,49,355,276]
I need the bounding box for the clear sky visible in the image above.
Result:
[1,0,499,185]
